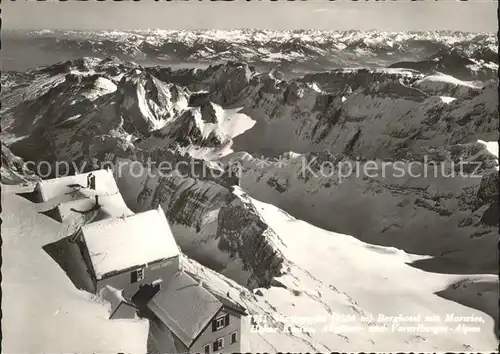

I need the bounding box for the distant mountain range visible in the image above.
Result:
[3,29,498,77]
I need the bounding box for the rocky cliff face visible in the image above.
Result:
[1,143,40,185]
[146,62,497,162]
[222,147,498,274]
[389,48,498,81]
[216,188,285,288]
[4,58,253,166]
[117,70,190,135]
[262,69,496,160]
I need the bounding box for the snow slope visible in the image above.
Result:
[247,192,498,351]
[180,189,498,352]
[1,186,149,353]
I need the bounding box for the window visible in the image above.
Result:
[230,331,237,344]
[203,344,210,353]
[212,313,230,332]
[215,317,225,329]
[130,268,144,283]
[213,338,224,352]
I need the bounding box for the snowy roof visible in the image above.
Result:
[147,271,223,348]
[80,206,180,280]
[37,169,119,202]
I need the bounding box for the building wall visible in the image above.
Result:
[110,302,137,320]
[191,309,242,354]
[76,236,98,293]
[96,256,180,298]
[35,184,44,203]
[149,308,242,354]
[45,234,96,293]
[68,241,97,294]
[149,316,188,353]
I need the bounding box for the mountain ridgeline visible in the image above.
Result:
[3,29,498,78]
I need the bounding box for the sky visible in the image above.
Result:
[2,0,498,33]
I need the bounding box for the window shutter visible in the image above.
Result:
[130,270,138,283]
[137,268,144,281]
[213,341,218,351]
[212,320,217,332]
[225,313,230,327]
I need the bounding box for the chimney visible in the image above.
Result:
[152,279,163,286]
[95,195,100,206]
[87,172,96,190]
[198,280,204,288]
